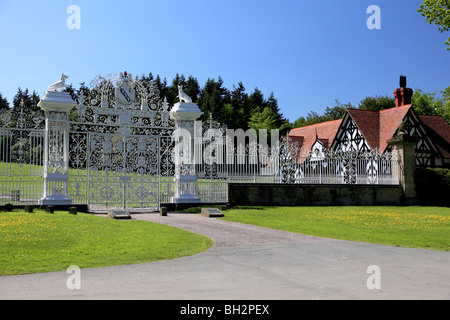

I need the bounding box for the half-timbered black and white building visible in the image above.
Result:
[289,78,450,168]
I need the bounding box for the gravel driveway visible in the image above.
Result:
[133,212,331,248]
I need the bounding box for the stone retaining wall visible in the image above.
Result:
[229,183,404,206]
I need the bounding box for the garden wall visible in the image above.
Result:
[228,183,405,206]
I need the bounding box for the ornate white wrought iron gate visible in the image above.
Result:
[69,132,176,211]
[68,72,176,211]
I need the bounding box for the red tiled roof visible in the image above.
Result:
[346,109,380,150]
[289,105,413,154]
[379,105,412,151]
[289,119,341,154]
[419,114,450,158]
[289,104,449,158]
[347,105,412,152]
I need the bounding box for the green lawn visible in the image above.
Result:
[219,206,450,251]
[0,209,212,275]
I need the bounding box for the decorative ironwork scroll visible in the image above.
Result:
[68,72,176,211]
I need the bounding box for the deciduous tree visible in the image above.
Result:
[418,0,450,50]
[358,95,395,111]
[412,87,450,124]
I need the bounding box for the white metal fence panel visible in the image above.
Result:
[0,101,45,205]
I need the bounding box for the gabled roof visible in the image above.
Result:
[345,108,380,150]
[378,105,412,151]
[419,114,450,158]
[288,119,341,155]
[345,105,412,152]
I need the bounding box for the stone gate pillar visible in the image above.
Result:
[38,90,77,205]
[169,95,203,203]
[387,130,419,204]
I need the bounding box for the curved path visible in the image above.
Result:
[136,212,331,248]
[0,212,449,300]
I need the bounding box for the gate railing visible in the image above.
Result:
[195,132,400,186]
[194,127,401,204]
[220,148,400,186]
[0,100,45,205]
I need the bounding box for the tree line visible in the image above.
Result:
[137,73,290,134]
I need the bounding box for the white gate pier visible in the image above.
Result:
[38,90,77,205]
[170,98,203,203]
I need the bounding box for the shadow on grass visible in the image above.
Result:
[179,205,278,213]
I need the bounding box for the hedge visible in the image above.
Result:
[415,168,450,207]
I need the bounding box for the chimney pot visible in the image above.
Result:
[394,76,413,107]
[400,75,407,88]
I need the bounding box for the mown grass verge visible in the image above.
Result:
[219,206,450,251]
[0,209,212,275]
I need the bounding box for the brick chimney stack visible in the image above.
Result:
[394,75,413,107]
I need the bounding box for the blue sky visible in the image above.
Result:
[0,0,449,122]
